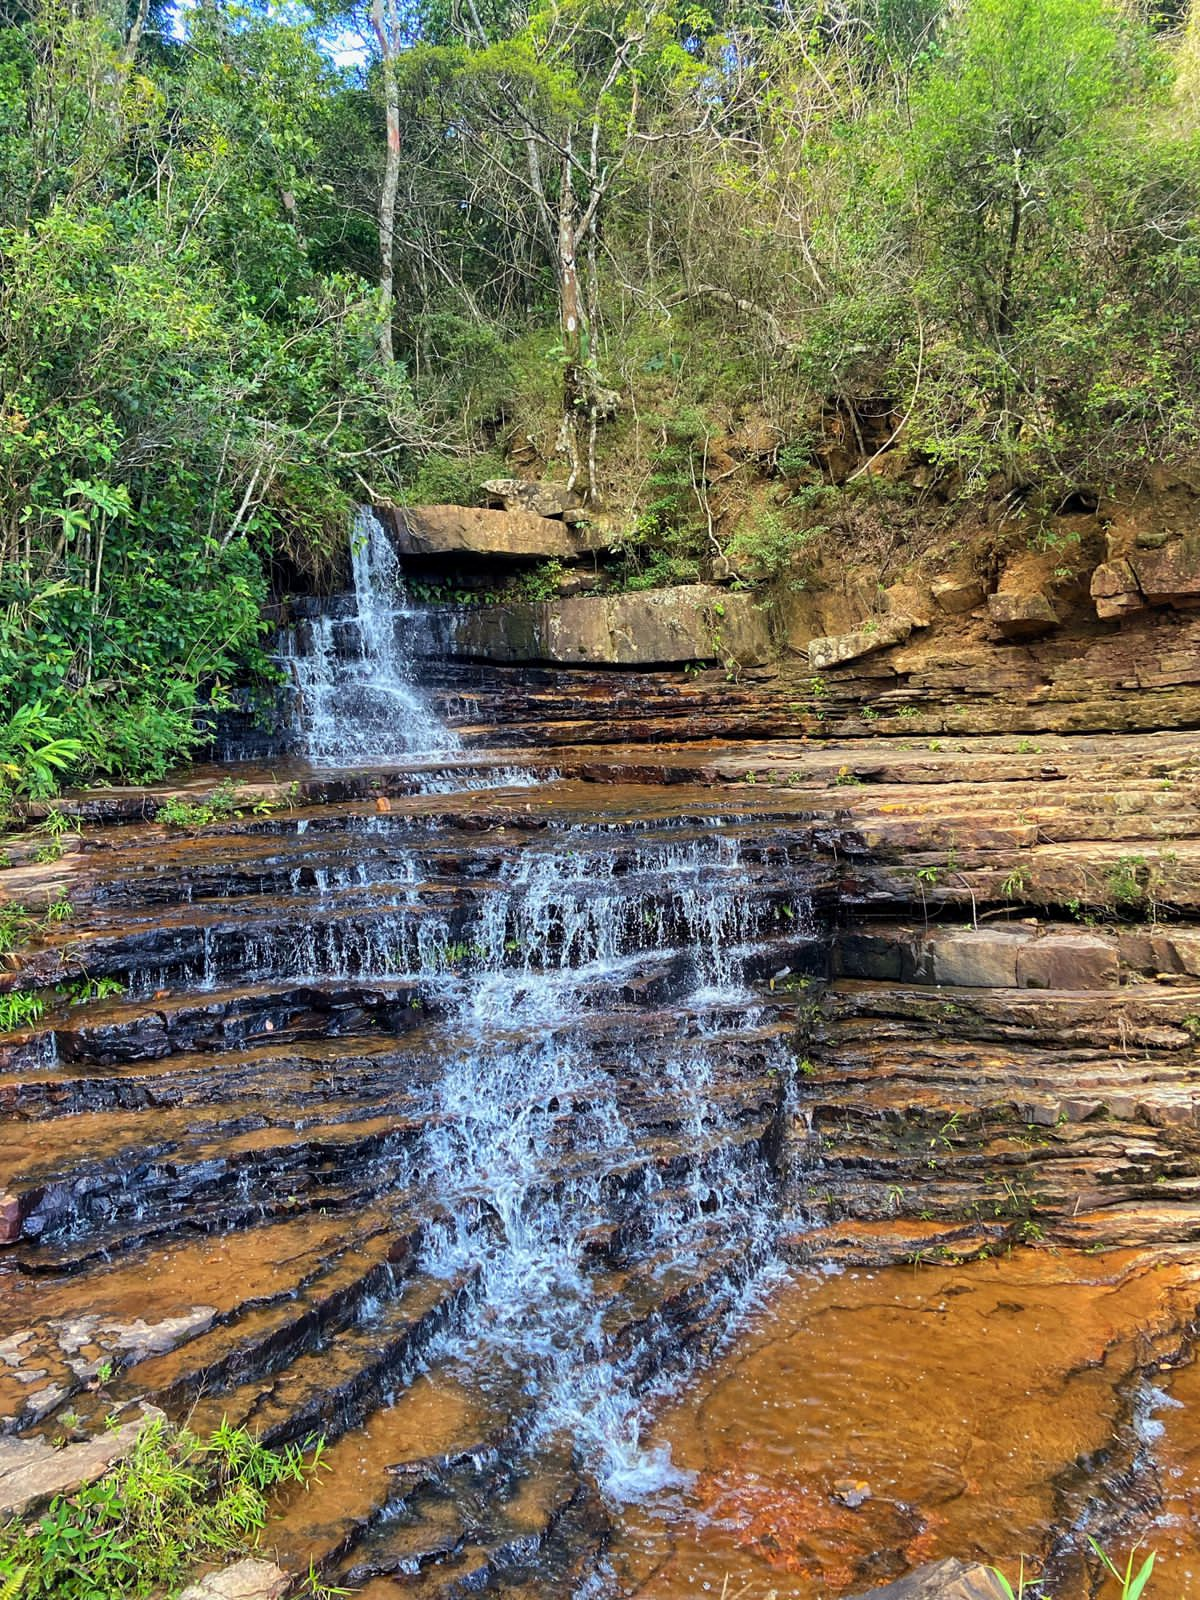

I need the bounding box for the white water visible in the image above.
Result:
[286,507,458,767]
[408,831,810,1506]
[279,516,814,1531]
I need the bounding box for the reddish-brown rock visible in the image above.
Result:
[986,591,1058,640]
[1090,558,1144,619]
[1131,536,1200,606]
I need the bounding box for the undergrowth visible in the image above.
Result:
[0,1417,330,1599]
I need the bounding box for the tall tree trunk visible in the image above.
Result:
[120,0,151,67]
[996,183,1022,340]
[557,145,586,489]
[371,0,401,366]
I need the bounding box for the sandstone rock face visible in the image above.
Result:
[449,585,771,666]
[928,928,1021,989]
[380,504,607,560]
[807,615,914,670]
[932,576,985,614]
[480,478,582,520]
[1130,536,1200,606]
[986,591,1058,640]
[849,1559,1010,1600]
[1090,558,1144,619]
[0,1406,164,1518]
[776,578,880,655]
[177,1559,291,1600]
[839,925,1123,992]
[883,583,932,628]
[1015,931,1119,990]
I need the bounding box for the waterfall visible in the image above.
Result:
[285,507,457,767]
[405,828,805,1505]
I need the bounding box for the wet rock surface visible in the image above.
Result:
[7,727,1200,1595]
[0,755,830,1595]
[609,1250,1200,1599]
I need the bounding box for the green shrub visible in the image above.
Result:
[397,449,509,506]
[727,510,822,582]
[0,990,46,1031]
[0,1418,327,1600]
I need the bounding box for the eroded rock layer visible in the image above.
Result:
[5,729,1200,1594]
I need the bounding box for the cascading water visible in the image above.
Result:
[356,827,808,1516]
[281,520,812,1521]
[285,506,457,766]
[2,513,820,1597]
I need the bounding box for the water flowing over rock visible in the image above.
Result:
[15,510,1200,1598]
[0,550,832,1591]
[284,507,457,767]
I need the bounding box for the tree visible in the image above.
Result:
[440,0,710,494]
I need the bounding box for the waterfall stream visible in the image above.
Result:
[285,507,458,767]
[279,514,809,1534]
[2,512,821,1598]
[9,510,1200,1597]
[409,830,801,1507]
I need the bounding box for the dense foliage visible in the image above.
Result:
[0,0,413,792]
[2,0,1198,789]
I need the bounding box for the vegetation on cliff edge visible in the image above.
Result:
[0,0,1198,792]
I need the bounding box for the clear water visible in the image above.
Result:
[408,832,809,1504]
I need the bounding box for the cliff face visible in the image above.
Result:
[375,470,1200,746]
[6,481,1200,1598]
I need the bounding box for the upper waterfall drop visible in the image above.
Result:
[286,506,458,767]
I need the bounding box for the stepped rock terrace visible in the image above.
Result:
[4,727,1200,1595]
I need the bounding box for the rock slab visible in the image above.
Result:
[449,585,771,666]
[849,1558,1010,1600]
[987,591,1058,640]
[1130,536,1200,605]
[177,1558,291,1600]
[480,478,582,520]
[0,1405,165,1519]
[380,503,607,560]
[807,616,914,671]
[932,576,985,614]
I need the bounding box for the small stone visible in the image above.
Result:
[176,1558,291,1600]
[831,1477,872,1508]
[932,577,985,614]
[0,1193,22,1243]
[1134,526,1172,549]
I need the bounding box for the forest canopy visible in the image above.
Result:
[0,0,1197,791]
